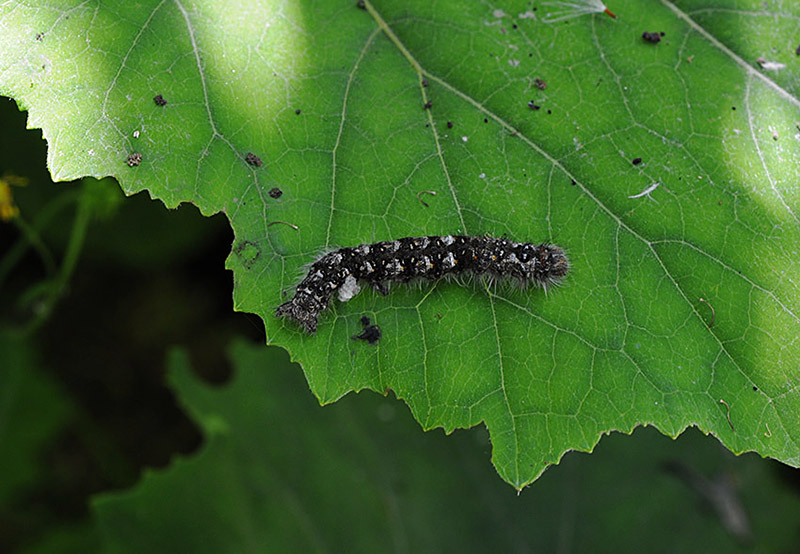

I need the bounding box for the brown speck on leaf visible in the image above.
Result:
[527,101,540,110]
[126,153,142,167]
[632,157,643,165]
[423,100,433,110]
[245,152,263,167]
[268,187,283,199]
[153,94,167,106]
[642,31,662,44]
[534,78,547,90]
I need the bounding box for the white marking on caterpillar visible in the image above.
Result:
[337,275,361,302]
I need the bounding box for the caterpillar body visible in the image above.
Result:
[276,235,569,334]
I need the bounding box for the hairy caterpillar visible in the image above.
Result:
[276,235,569,334]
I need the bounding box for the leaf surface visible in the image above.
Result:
[1,0,798,487]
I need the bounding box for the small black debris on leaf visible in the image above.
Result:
[632,157,643,165]
[295,109,301,115]
[423,100,433,110]
[356,0,366,9]
[153,94,167,106]
[268,187,283,199]
[796,43,800,56]
[422,79,428,87]
[126,153,142,167]
[534,78,547,90]
[35,32,45,41]
[546,109,552,114]
[245,152,263,167]
[446,121,453,129]
[642,31,663,44]
[352,324,381,345]
[360,315,371,326]
[527,101,540,110]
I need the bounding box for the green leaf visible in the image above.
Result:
[1,0,798,487]
[93,340,800,552]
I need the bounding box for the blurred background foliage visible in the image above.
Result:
[1,94,799,552]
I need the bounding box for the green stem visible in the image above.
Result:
[5,184,92,337]
[0,189,80,290]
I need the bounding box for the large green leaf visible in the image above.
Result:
[94,340,800,552]
[1,0,798,487]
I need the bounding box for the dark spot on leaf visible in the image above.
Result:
[126,153,142,167]
[570,179,576,186]
[752,385,758,391]
[642,31,662,44]
[546,109,552,114]
[423,100,433,110]
[796,43,800,56]
[35,32,44,41]
[527,101,540,110]
[534,78,547,90]
[731,106,736,110]
[268,187,283,199]
[245,152,262,167]
[234,240,262,269]
[352,324,381,345]
[447,121,453,129]
[356,0,366,9]
[360,315,371,326]
[512,24,518,29]
[153,94,167,106]
[483,118,488,123]
[295,109,301,115]
[422,79,428,87]
[632,157,643,165]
